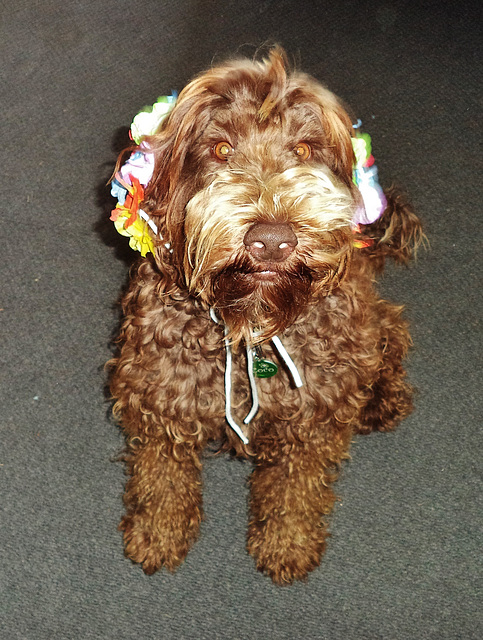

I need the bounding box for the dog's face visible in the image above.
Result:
[144,49,358,344]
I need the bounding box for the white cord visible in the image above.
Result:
[210,308,250,444]
[222,330,250,444]
[271,336,304,388]
[243,346,259,424]
[210,309,304,443]
[138,209,172,252]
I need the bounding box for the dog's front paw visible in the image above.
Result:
[120,508,200,575]
[247,515,327,585]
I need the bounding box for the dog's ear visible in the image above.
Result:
[143,91,213,206]
[361,186,425,272]
[141,87,221,268]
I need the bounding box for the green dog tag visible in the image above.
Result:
[253,357,278,378]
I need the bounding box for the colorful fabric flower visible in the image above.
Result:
[110,149,155,205]
[110,175,155,256]
[130,93,177,144]
[351,132,386,226]
[112,209,156,257]
[119,149,155,186]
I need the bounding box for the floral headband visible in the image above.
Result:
[110,96,385,255]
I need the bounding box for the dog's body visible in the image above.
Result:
[110,48,423,584]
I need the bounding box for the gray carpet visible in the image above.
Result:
[1,1,481,638]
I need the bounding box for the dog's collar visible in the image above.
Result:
[110,99,386,254]
[209,309,303,444]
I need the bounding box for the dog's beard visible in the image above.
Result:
[211,257,315,345]
[206,240,351,346]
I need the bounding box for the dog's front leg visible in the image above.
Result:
[247,430,347,585]
[120,435,202,575]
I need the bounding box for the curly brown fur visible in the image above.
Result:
[361,186,425,272]
[109,47,422,584]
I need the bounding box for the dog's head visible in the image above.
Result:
[141,48,359,344]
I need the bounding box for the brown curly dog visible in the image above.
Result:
[109,47,423,584]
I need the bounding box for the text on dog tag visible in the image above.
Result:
[253,357,278,378]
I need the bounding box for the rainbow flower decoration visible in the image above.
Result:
[351,130,387,226]
[110,172,155,256]
[130,94,177,145]
[110,94,177,255]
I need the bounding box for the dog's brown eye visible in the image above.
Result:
[213,141,234,161]
[294,142,311,161]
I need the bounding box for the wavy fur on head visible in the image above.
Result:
[109,47,423,584]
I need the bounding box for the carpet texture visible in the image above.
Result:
[1,1,481,638]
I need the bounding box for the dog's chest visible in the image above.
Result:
[166,293,376,434]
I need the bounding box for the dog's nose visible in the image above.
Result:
[244,222,297,263]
